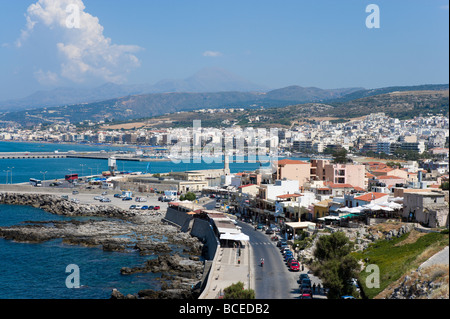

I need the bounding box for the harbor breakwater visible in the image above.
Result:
[0,192,209,299]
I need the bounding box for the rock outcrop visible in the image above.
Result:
[0,192,133,219]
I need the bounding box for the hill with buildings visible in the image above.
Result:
[0,84,447,128]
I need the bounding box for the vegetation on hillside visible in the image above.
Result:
[353,230,449,299]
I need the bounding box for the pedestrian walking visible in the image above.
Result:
[312,283,316,294]
[317,283,321,295]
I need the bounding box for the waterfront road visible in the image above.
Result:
[238,221,301,299]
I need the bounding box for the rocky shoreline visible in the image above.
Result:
[0,192,206,299]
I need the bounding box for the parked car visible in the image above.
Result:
[114,194,122,198]
[301,278,312,288]
[154,206,160,210]
[148,206,155,210]
[141,206,149,210]
[100,197,111,202]
[129,205,136,210]
[284,253,294,261]
[289,261,300,272]
[299,274,310,282]
[72,190,79,195]
[265,229,274,235]
[299,293,312,299]
[282,249,293,256]
[122,197,132,201]
[94,196,103,200]
[286,258,295,266]
[102,191,108,196]
[300,287,312,296]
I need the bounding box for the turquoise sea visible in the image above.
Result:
[0,141,270,184]
[0,205,165,299]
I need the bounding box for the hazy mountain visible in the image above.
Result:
[0,67,269,111]
[3,84,447,128]
[149,67,269,93]
[264,85,364,102]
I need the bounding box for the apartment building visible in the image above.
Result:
[274,159,311,188]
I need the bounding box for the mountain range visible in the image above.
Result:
[0,66,447,127]
[0,67,270,111]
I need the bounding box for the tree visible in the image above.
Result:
[312,232,359,299]
[223,282,255,299]
[331,147,349,164]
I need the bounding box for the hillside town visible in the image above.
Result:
[0,113,449,158]
[3,111,447,227]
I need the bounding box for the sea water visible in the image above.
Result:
[0,204,161,299]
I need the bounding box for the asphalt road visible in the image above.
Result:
[202,198,326,299]
[238,221,302,299]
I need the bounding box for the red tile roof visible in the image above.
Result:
[277,159,310,165]
[354,192,388,202]
[377,175,405,180]
[238,184,256,188]
[276,193,302,199]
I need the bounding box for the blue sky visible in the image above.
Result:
[0,0,448,100]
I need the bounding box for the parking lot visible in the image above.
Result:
[67,191,170,212]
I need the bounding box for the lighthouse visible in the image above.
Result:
[224,155,230,175]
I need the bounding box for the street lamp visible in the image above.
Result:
[40,171,48,186]
[80,164,86,177]
[3,170,9,184]
[7,167,14,185]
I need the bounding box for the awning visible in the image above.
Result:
[220,233,250,241]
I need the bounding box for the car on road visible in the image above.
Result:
[72,190,79,195]
[299,274,310,282]
[148,206,155,210]
[100,198,111,202]
[94,196,103,200]
[300,287,312,296]
[129,205,136,210]
[289,261,300,272]
[301,278,312,288]
[282,250,292,258]
[141,205,149,210]
[122,197,132,201]
[265,229,274,235]
[284,253,294,261]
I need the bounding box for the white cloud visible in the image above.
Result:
[34,69,60,85]
[203,50,223,57]
[16,0,141,84]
